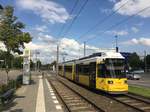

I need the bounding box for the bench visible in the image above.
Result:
[0,89,15,105]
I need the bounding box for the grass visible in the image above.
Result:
[129,85,150,98]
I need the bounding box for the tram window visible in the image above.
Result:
[77,64,89,75]
[64,66,72,73]
[104,70,126,78]
[97,64,105,78]
[105,59,125,66]
[59,66,62,70]
[82,65,89,75]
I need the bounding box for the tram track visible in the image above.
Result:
[47,76,104,112]
[112,94,150,112]
[47,72,150,112]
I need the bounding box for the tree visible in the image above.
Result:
[37,60,42,71]
[13,56,23,68]
[128,52,142,70]
[145,55,150,70]
[30,59,35,70]
[0,5,32,83]
[0,50,13,68]
[0,6,32,55]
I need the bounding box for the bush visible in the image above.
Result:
[0,75,23,95]
[0,84,8,95]
[8,80,16,89]
[16,75,23,88]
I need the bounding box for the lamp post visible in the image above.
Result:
[34,50,40,71]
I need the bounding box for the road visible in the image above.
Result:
[128,73,150,88]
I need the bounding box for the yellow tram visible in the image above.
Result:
[59,51,128,94]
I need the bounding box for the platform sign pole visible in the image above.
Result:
[23,49,31,85]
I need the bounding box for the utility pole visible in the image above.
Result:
[56,45,59,76]
[84,41,86,56]
[35,51,40,72]
[144,50,147,73]
[35,51,37,71]
[115,35,118,52]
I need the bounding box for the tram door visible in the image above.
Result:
[72,64,76,81]
[89,62,96,88]
[75,64,79,82]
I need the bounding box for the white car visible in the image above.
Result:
[127,73,141,80]
[133,70,144,74]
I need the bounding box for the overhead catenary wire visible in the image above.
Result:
[61,0,89,37]
[78,0,130,40]
[57,0,79,38]
[85,5,150,42]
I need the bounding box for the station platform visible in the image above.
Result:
[2,74,64,112]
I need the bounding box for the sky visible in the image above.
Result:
[0,0,150,63]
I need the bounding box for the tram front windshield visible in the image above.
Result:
[105,58,126,78]
[98,58,126,78]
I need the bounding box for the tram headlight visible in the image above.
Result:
[124,80,127,84]
[108,80,113,84]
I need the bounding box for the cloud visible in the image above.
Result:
[135,22,143,26]
[16,0,70,23]
[37,33,57,44]
[131,27,139,33]
[106,30,128,36]
[24,42,46,50]
[109,0,117,3]
[24,34,101,63]
[34,25,48,32]
[113,0,150,18]
[101,8,112,14]
[121,37,150,46]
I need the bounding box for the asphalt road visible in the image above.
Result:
[128,73,150,88]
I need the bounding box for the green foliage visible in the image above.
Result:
[145,55,150,68]
[0,6,32,55]
[13,56,23,68]
[128,52,142,70]
[0,80,15,95]
[0,50,23,69]
[129,85,150,98]
[30,59,34,69]
[37,60,42,68]
[0,50,13,68]
[0,84,8,95]
[50,61,56,66]
[0,75,22,95]
[0,5,31,71]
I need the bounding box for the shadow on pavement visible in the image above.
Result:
[1,95,25,112]
[10,109,23,112]
[30,80,36,85]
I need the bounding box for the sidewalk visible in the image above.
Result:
[3,76,38,112]
[2,74,64,112]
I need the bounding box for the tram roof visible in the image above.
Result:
[59,51,124,65]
